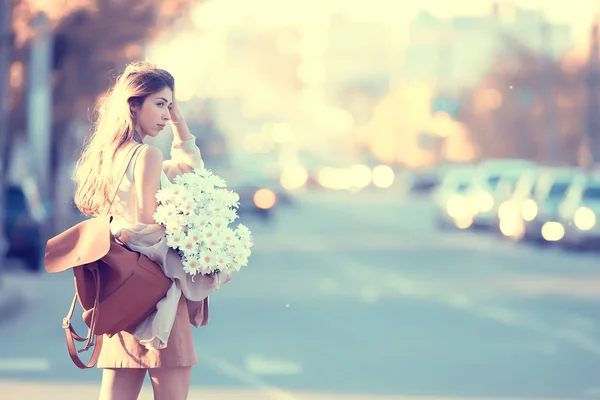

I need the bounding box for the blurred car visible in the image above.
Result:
[4,183,45,271]
[465,159,537,229]
[432,165,477,229]
[218,164,282,223]
[232,182,278,222]
[521,168,579,243]
[310,163,394,192]
[226,152,295,206]
[482,170,529,230]
[403,168,439,194]
[558,171,600,248]
[498,167,578,243]
[496,169,540,239]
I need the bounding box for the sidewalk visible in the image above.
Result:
[0,267,36,327]
[0,380,578,400]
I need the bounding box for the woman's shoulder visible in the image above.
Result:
[136,145,163,165]
[116,144,161,166]
[132,144,163,179]
[114,143,145,164]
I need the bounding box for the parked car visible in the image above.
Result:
[497,167,581,243]
[3,183,45,271]
[231,181,279,222]
[465,159,537,229]
[520,167,579,243]
[558,171,600,249]
[496,169,540,239]
[219,167,281,224]
[432,165,477,229]
[405,169,439,194]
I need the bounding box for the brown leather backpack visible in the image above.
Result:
[44,144,171,369]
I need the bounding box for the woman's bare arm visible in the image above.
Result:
[134,145,164,224]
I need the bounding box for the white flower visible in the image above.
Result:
[182,256,202,276]
[226,247,246,269]
[203,186,216,199]
[153,209,168,225]
[187,227,203,243]
[232,261,243,272]
[154,168,252,276]
[166,230,185,250]
[155,188,176,204]
[232,249,249,267]
[210,218,228,230]
[236,223,251,238]
[204,234,225,252]
[154,204,178,225]
[202,226,219,241]
[170,186,184,198]
[240,238,253,252]
[220,208,238,223]
[220,227,236,244]
[236,230,253,249]
[205,200,227,217]
[212,251,228,271]
[213,189,239,209]
[174,173,195,186]
[182,216,197,229]
[179,237,198,254]
[207,174,227,188]
[227,235,244,252]
[225,190,240,208]
[177,198,196,215]
[193,168,214,179]
[199,252,218,273]
[193,218,210,230]
[174,187,193,206]
[165,214,185,233]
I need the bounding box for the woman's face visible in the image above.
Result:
[133,86,173,139]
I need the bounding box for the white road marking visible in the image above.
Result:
[202,355,298,400]
[243,354,303,376]
[323,253,600,361]
[0,358,51,372]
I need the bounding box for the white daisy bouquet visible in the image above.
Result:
[153,168,253,277]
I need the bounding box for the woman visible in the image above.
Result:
[73,61,217,399]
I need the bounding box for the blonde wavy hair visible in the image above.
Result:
[73,61,175,216]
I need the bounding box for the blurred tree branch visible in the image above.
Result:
[8,0,200,233]
[457,38,586,165]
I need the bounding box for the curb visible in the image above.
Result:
[0,381,581,400]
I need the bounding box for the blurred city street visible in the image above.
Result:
[2,189,600,399]
[2,1,600,399]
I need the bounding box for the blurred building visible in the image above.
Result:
[322,13,391,101]
[292,13,396,164]
[403,3,573,91]
[224,24,302,121]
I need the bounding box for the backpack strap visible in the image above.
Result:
[105,144,144,216]
[62,265,102,369]
[61,143,144,369]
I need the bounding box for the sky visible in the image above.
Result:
[194,0,597,24]
[147,0,600,164]
[191,0,597,43]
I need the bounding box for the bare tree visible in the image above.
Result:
[458,39,587,165]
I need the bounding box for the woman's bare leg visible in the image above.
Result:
[99,368,147,400]
[148,366,192,400]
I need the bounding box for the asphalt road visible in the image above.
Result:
[1,188,600,399]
